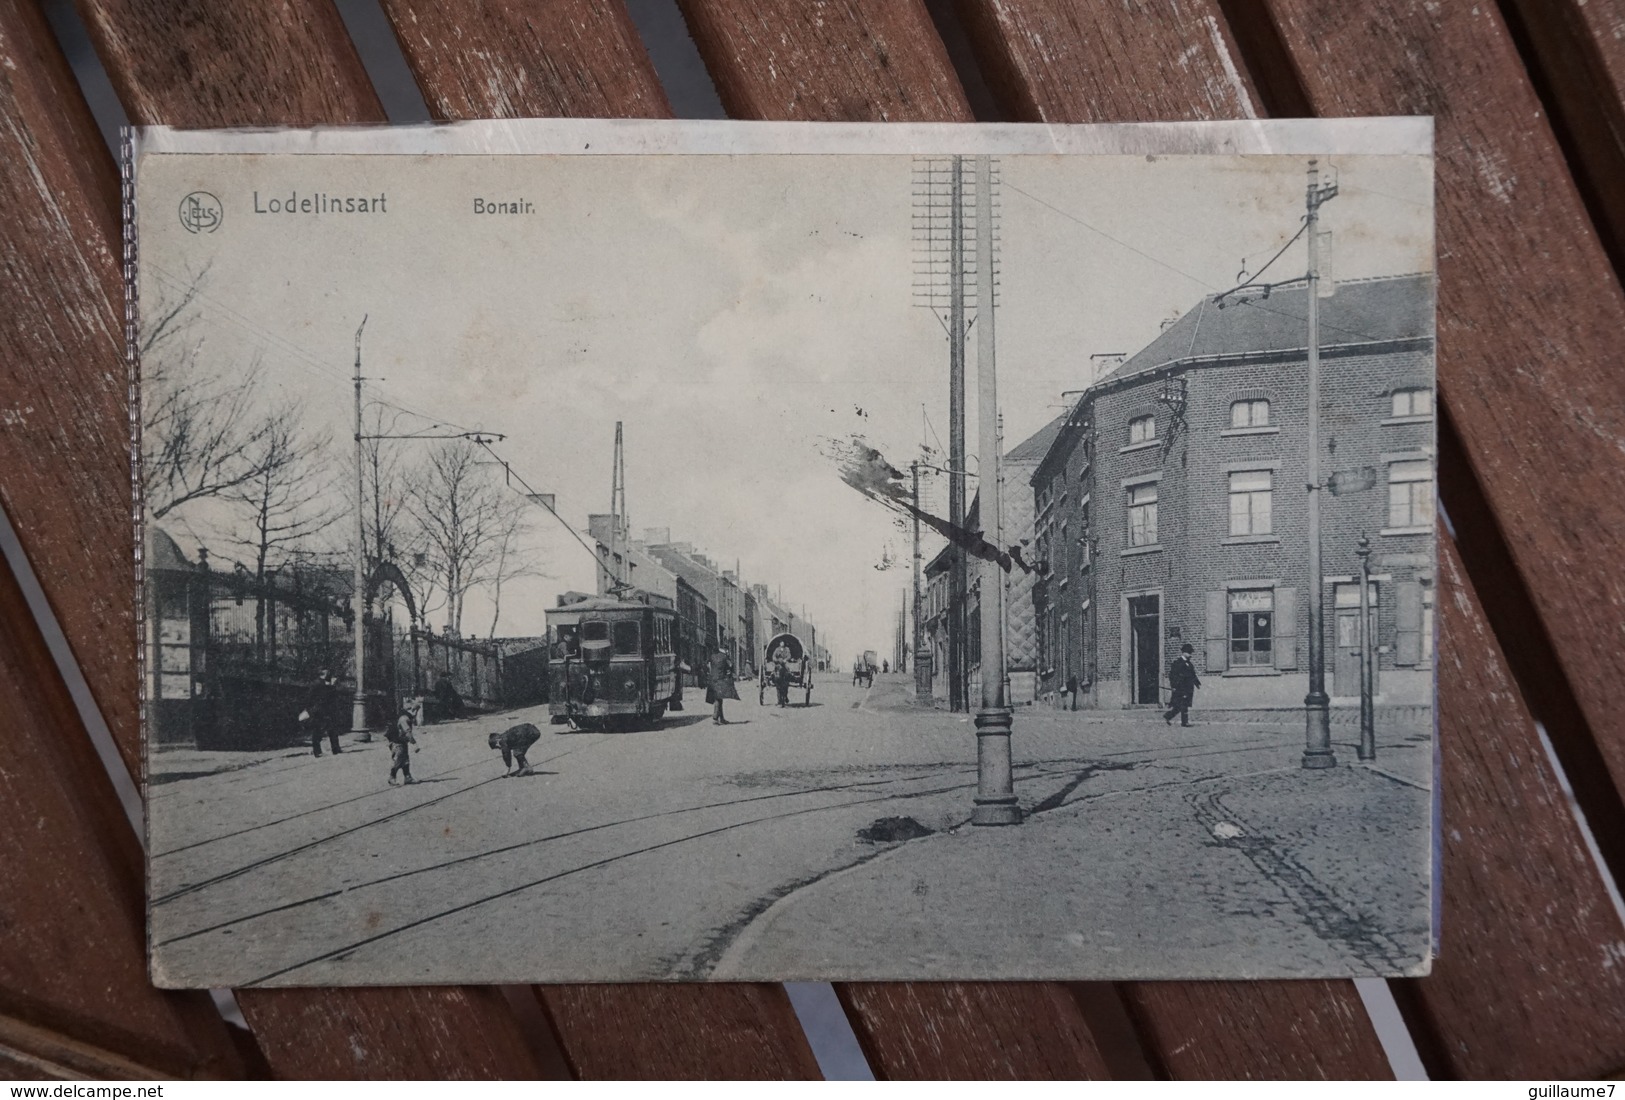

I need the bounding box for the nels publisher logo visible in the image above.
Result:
[179,191,222,234]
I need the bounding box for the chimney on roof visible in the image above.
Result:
[643,527,670,546]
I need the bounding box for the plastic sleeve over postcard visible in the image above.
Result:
[130,117,1436,987]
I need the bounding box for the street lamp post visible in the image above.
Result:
[971,153,1020,826]
[1302,159,1339,770]
[1357,535,1376,761]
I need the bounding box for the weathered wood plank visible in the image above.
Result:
[0,0,135,778]
[958,0,1261,122]
[1389,536,1625,1079]
[836,984,1110,1079]
[58,0,546,1077]
[536,985,821,1079]
[1498,0,1625,268]
[371,6,825,1075]
[74,0,384,126]
[677,0,972,122]
[379,0,670,120]
[954,0,1392,1077]
[1258,0,1625,863]
[235,988,543,1080]
[1119,981,1388,1079]
[0,541,242,1079]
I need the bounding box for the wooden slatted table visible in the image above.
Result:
[2,0,1622,1079]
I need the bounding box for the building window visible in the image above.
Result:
[1392,388,1434,417]
[1077,502,1091,571]
[1127,483,1158,546]
[1229,589,1273,667]
[1421,584,1435,666]
[1388,459,1434,527]
[1230,398,1270,428]
[1228,470,1273,536]
[1128,415,1155,445]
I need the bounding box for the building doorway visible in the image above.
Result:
[1128,594,1161,704]
[1333,582,1379,697]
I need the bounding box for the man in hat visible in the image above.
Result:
[1164,643,1201,728]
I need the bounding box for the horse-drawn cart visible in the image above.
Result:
[759,632,813,706]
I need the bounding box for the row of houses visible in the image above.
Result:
[586,517,829,682]
[923,271,1436,712]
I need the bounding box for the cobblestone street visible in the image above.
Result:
[149,674,1431,986]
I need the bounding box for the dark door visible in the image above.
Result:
[1333,583,1379,697]
[1129,594,1161,704]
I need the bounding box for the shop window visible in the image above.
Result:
[1388,459,1435,527]
[1127,482,1158,546]
[1228,470,1273,535]
[1228,589,1273,667]
[1230,398,1270,428]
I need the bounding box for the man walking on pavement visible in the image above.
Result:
[707,647,738,724]
[1164,643,1201,727]
[301,669,343,757]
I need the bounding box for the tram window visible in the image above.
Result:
[614,620,641,655]
[554,624,580,658]
[582,621,609,643]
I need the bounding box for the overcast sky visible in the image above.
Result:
[140,151,1431,660]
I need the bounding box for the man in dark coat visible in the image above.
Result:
[489,722,542,776]
[707,649,739,724]
[1164,643,1201,727]
[301,669,343,757]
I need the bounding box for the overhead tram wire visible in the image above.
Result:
[1002,181,1221,293]
[470,436,622,593]
[1000,182,1393,345]
[146,262,484,437]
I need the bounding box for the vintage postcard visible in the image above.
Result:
[134,119,1436,986]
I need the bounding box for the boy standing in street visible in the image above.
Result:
[386,705,418,785]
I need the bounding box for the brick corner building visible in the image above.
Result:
[1031,273,1436,713]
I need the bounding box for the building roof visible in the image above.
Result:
[1004,413,1068,465]
[1030,272,1434,484]
[1103,272,1434,385]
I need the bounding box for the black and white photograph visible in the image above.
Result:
[135,121,1435,987]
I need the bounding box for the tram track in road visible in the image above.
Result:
[150,735,616,901]
[154,764,969,944]
[166,732,1307,982]
[238,773,984,986]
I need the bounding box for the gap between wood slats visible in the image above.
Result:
[1494,0,1625,281]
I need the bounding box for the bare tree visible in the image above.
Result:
[223,412,343,653]
[484,494,545,638]
[357,405,444,626]
[141,270,310,521]
[405,441,513,635]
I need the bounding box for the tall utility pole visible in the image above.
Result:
[351,316,369,737]
[911,460,929,701]
[1302,158,1339,770]
[948,154,968,713]
[609,422,627,592]
[972,154,1019,826]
